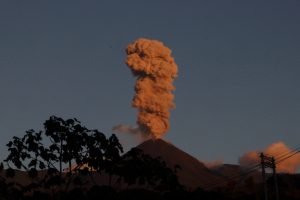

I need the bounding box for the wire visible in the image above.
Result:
[276,150,300,165]
[203,146,300,190]
[203,163,261,190]
[274,147,300,160]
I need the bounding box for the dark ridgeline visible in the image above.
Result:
[0,116,300,200]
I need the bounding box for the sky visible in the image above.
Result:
[0,0,299,165]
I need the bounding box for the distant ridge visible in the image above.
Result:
[136,139,225,189]
[211,164,261,183]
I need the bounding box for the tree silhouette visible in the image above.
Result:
[104,134,123,186]
[2,115,187,199]
[81,129,107,173]
[3,116,125,191]
[5,129,54,177]
[44,116,88,174]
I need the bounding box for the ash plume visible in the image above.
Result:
[112,124,150,141]
[239,141,300,173]
[125,38,178,139]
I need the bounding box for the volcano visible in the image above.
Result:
[136,139,224,190]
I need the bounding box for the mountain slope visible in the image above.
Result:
[136,139,224,189]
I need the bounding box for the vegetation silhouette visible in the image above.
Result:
[1,116,300,199]
[1,115,184,200]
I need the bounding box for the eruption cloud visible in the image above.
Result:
[125,38,178,139]
[112,124,150,141]
[239,141,300,173]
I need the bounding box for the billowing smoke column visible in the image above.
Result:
[125,38,178,139]
[239,141,300,173]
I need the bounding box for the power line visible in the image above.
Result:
[203,164,261,190]
[274,147,300,161]
[276,150,300,165]
[203,146,300,191]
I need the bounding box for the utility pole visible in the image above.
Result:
[260,153,280,200]
[260,153,268,200]
[271,157,280,200]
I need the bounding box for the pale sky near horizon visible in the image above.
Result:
[0,0,299,166]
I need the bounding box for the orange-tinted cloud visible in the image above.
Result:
[239,141,300,173]
[204,159,224,169]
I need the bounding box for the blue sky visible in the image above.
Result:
[0,0,299,165]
